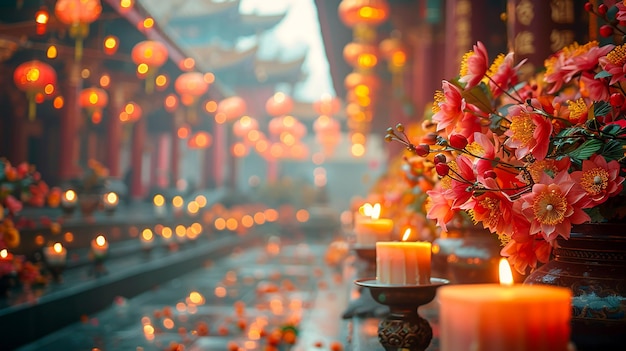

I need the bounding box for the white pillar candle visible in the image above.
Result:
[437,259,572,351]
[354,203,393,246]
[376,229,431,285]
[43,242,67,266]
[91,234,109,259]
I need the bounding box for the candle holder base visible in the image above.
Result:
[355,278,449,351]
[47,265,66,283]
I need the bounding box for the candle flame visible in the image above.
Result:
[371,203,381,220]
[142,229,153,241]
[105,192,119,205]
[359,202,373,216]
[499,258,514,286]
[64,190,76,201]
[0,249,7,259]
[53,242,63,253]
[95,235,106,247]
[402,228,412,241]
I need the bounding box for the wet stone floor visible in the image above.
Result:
[17,236,351,351]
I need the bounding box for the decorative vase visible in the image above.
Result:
[446,227,502,284]
[79,193,101,218]
[524,223,626,351]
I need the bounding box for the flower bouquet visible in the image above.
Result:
[387,17,626,274]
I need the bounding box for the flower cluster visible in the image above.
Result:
[78,159,109,194]
[387,4,626,273]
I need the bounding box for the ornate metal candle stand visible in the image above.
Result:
[355,278,449,351]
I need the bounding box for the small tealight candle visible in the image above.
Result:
[153,194,166,218]
[140,228,154,250]
[376,229,432,285]
[43,242,67,266]
[437,259,572,351]
[61,189,78,208]
[0,248,13,262]
[354,203,393,246]
[102,192,119,212]
[91,234,109,259]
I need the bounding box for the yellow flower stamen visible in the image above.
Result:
[579,167,609,196]
[509,111,536,146]
[606,44,626,66]
[527,160,558,182]
[459,50,473,77]
[439,160,458,189]
[465,141,485,157]
[432,90,444,114]
[568,98,588,122]
[486,54,505,78]
[532,187,568,225]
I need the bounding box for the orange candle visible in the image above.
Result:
[91,234,109,259]
[376,229,431,285]
[354,203,393,246]
[43,242,67,266]
[437,259,572,351]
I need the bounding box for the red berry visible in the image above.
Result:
[435,163,450,177]
[413,144,430,157]
[433,153,447,165]
[584,2,593,12]
[449,134,468,149]
[598,4,608,15]
[600,25,614,37]
[609,93,625,107]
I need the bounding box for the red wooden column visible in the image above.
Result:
[130,117,146,200]
[59,62,82,181]
[106,87,124,178]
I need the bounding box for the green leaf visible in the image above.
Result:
[600,140,626,161]
[601,123,622,136]
[567,139,603,160]
[461,84,494,114]
[592,101,612,118]
[594,70,612,79]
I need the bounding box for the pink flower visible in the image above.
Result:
[504,104,553,161]
[463,178,516,236]
[426,187,458,232]
[432,80,466,137]
[599,44,626,86]
[571,154,624,207]
[489,53,526,97]
[459,41,489,88]
[520,171,590,243]
[501,239,551,274]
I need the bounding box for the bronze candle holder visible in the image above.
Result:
[355,277,449,351]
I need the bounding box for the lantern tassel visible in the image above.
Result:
[28,96,36,121]
[75,37,83,61]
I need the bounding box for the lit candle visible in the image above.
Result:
[91,234,109,259]
[153,194,166,218]
[437,259,572,351]
[376,229,431,285]
[43,242,67,266]
[102,192,119,212]
[0,248,14,263]
[61,189,78,208]
[354,203,393,246]
[140,228,154,250]
[0,249,15,274]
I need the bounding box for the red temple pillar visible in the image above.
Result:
[59,62,82,181]
[106,87,123,178]
[130,117,146,200]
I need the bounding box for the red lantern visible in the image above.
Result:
[265,92,293,117]
[119,101,142,123]
[313,95,341,116]
[13,60,57,120]
[216,96,247,124]
[80,87,108,124]
[35,6,50,35]
[380,35,408,71]
[175,72,209,124]
[343,42,379,69]
[187,131,212,149]
[233,116,259,138]
[338,0,389,28]
[103,35,119,55]
[132,40,169,93]
[54,0,102,60]
[344,72,380,92]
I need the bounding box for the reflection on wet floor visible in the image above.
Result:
[17,235,350,351]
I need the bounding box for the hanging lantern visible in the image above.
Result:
[343,42,379,70]
[13,60,57,121]
[131,40,169,93]
[233,116,259,138]
[119,101,142,123]
[338,0,389,28]
[187,131,212,149]
[103,35,119,55]
[313,95,341,116]
[216,96,247,124]
[231,142,249,158]
[174,72,209,124]
[54,0,102,61]
[79,87,108,124]
[265,92,293,117]
[35,6,50,35]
